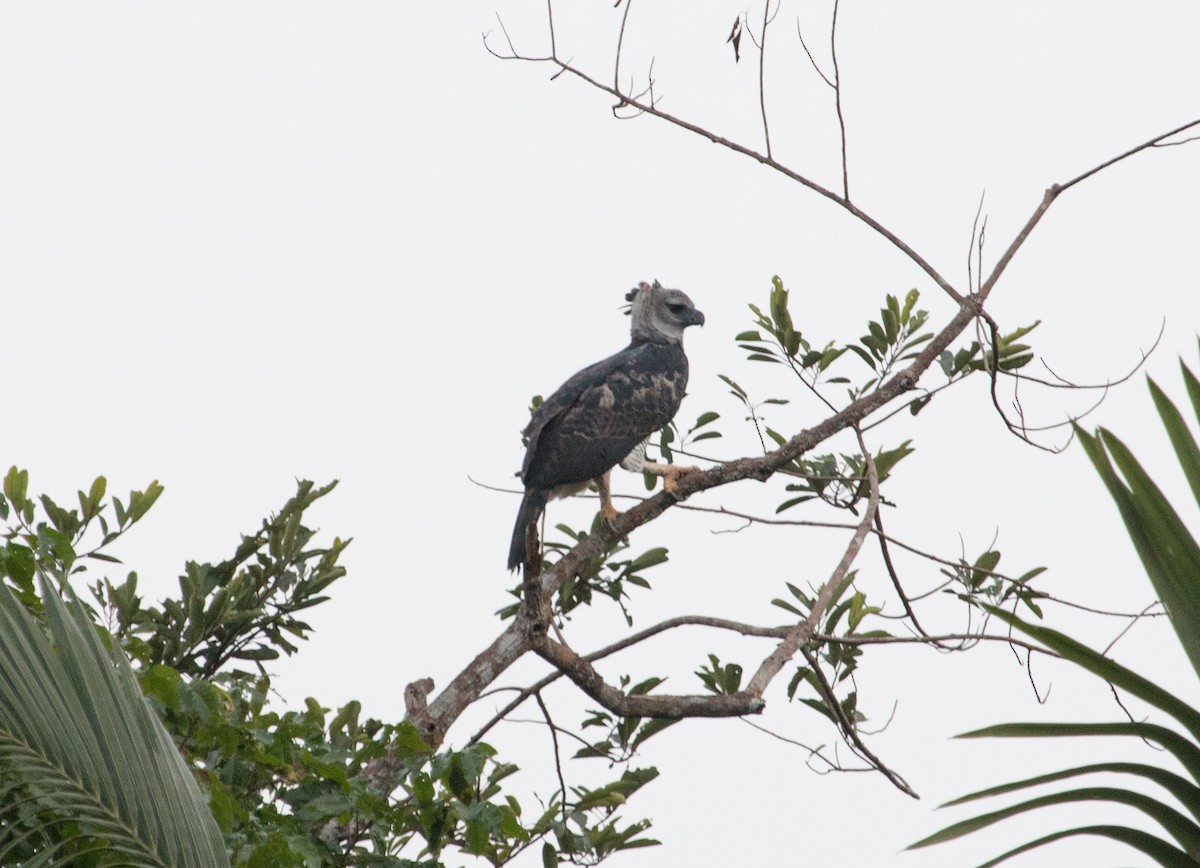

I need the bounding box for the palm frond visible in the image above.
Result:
[919,358,1200,865]
[0,574,226,867]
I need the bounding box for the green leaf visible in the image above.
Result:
[542,841,558,868]
[959,717,1200,784]
[985,606,1200,749]
[941,761,1200,817]
[1150,372,1200,513]
[915,824,1195,867]
[912,786,1200,854]
[846,343,877,370]
[775,495,812,514]
[629,547,669,570]
[1078,421,1200,681]
[717,374,747,398]
[447,753,473,803]
[128,480,164,522]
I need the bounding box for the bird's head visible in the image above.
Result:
[625,280,705,344]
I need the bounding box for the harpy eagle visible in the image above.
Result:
[508,281,705,571]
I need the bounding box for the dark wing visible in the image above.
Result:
[521,342,688,491]
[521,348,628,481]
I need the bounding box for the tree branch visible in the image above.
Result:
[533,632,765,718]
[745,426,879,698]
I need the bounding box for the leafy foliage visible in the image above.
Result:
[0,571,227,867]
[915,355,1200,865]
[499,512,673,627]
[0,473,662,866]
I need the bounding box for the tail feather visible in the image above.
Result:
[508,488,549,571]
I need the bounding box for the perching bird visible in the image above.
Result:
[508,281,705,571]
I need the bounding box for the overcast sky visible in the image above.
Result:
[3,3,1200,866]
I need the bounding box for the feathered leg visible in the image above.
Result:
[596,471,620,522]
[508,488,549,571]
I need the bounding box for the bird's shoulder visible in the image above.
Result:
[524,343,649,431]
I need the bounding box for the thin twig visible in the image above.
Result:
[873,509,936,641]
[759,0,773,158]
[830,0,848,200]
[801,646,916,797]
[967,190,986,293]
[1058,118,1200,193]
[742,717,835,766]
[1102,601,1163,656]
[614,0,633,92]
[795,17,834,87]
[533,691,568,821]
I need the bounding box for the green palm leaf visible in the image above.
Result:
[982,606,1200,745]
[919,357,1200,865]
[910,786,1200,855]
[941,761,1200,822]
[1077,415,1200,679]
[0,574,226,867]
[974,826,1196,868]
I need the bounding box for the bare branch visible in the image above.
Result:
[515,52,965,303]
[873,509,936,641]
[795,17,834,87]
[759,0,773,158]
[742,717,835,766]
[802,645,917,797]
[967,190,986,293]
[614,0,633,91]
[1154,133,1200,148]
[1058,117,1200,193]
[830,0,848,200]
[1102,601,1163,656]
[533,691,568,820]
[744,425,879,698]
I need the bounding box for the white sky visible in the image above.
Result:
[3,2,1200,866]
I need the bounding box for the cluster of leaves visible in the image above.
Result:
[915,355,1200,865]
[94,480,350,678]
[735,278,932,398]
[936,322,1039,381]
[0,474,661,867]
[577,676,679,764]
[534,769,661,866]
[695,654,743,696]
[773,574,883,726]
[773,440,914,515]
[500,513,672,627]
[736,276,1038,403]
[1,466,162,608]
[942,548,1047,618]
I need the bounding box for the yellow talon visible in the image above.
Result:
[662,464,700,493]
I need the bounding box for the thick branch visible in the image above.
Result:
[416,617,535,745]
[533,632,765,718]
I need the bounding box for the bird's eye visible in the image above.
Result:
[667,303,685,313]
